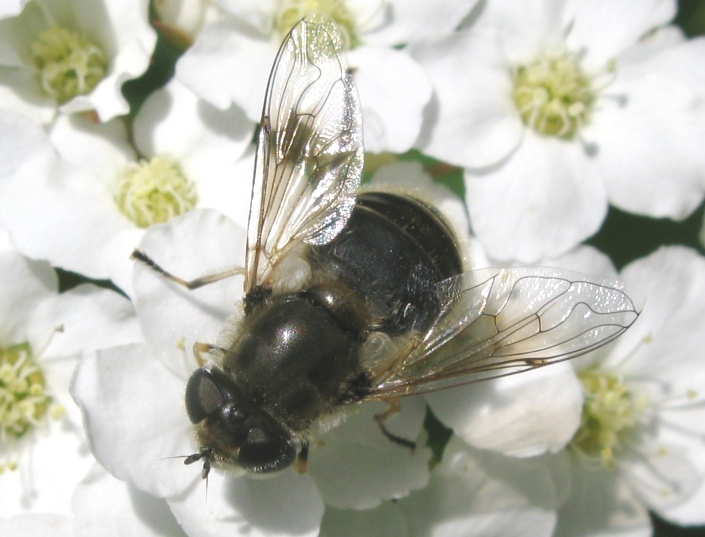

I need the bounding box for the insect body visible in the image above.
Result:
[133,16,638,478]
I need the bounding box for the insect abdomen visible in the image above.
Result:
[311,191,463,335]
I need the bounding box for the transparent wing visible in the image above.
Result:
[363,267,639,400]
[244,16,363,294]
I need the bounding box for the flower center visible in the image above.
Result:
[275,0,357,48]
[512,50,595,139]
[571,367,646,470]
[0,343,65,472]
[30,26,108,104]
[114,156,198,229]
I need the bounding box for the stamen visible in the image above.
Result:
[570,366,647,470]
[512,50,596,139]
[31,26,108,103]
[114,156,198,228]
[274,0,357,48]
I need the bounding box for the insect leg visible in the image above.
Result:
[292,440,309,474]
[192,342,225,367]
[374,398,416,451]
[131,249,243,290]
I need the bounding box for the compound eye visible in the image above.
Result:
[238,427,296,474]
[185,369,224,424]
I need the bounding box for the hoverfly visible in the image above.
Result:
[132,15,638,478]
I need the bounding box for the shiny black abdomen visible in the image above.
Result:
[226,192,462,431]
[310,192,462,335]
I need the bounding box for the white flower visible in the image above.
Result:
[70,207,432,537]
[71,463,188,537]
[319,437,570,537]
[395,436,570,537]
[0,234,141,520]
[0,81,253,294]
[0,0,157,123]
[425,362,584,458]
[1,462,188,537]
[411,0,705,262]
[175,0,476,153]
[552,246,705,536]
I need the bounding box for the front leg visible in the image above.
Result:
[131,249,243,290]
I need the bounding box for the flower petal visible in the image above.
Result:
[0,246,57,344]
[399,437,562,537]
[587,37,705,219]
[307,398,430,510]
[348,46,432,153]
[70,344,197,498]
[168,469,324,537]
[133,209,245,377]
[366,0,477,45]
[564,0,677,71]
[319,502,407,537]
[465,133,608,262]
[73,463,187,537]
[554,457,650,537]
[610,247,705,397]
[0,514,73,537]
[133,79,255,225]
[426,363,583,457]
[176,16,274,118]
[410,29,523,168]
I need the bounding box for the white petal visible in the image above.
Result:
[0,514,73,537]
[49,114,135,175]
[654,428,705,525]
[465,133,608,262]
[619,442,700,513]
[426,363,583,457]
[399,437,561,537]
[471,0,569,64]
[410,29,523,168]
[0,1,29,20]
[168,469,324,537]
[133,209,245,377]
[133,78,252,175]
[212,0,277,34]
[587,37,705,219]
[0,418,93,518]
[319,503,407,537]
[610,247,705,396]
[30,284,139,359]
[0,110,53,179]
[554,457,650,537]
[349,46,432,153]
[196,146,254,230]
[0,70,56,125]
[153,0,213,39]
[366,0,477,45]
[564,0,677,72]
[0,113,142,292]
[0,247,57,344]
[0,157,141,291]
[133,78,255,224]
[307,398,430,510]
[73,463,187,537]
[533,245,618,279]
[70,344,197,498]
[176,16,275,119]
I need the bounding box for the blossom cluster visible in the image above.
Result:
[1,1,705,536]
